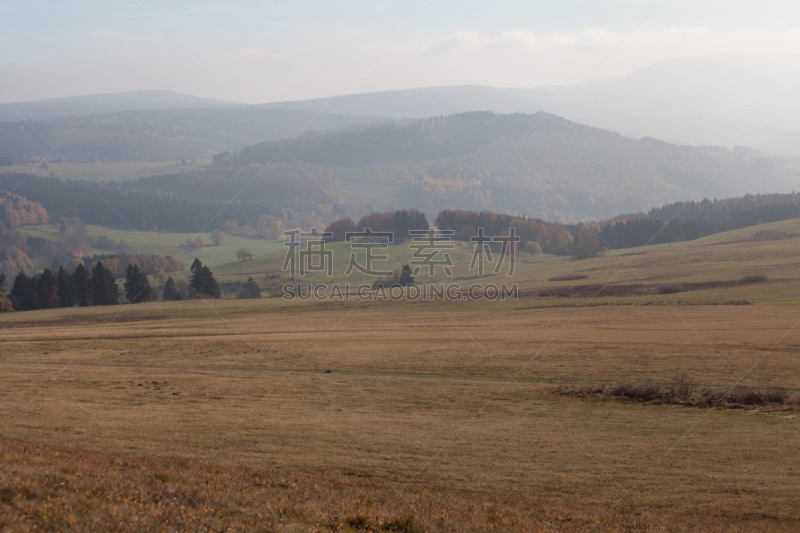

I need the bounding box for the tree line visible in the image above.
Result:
[324,209,430,242]
[0,174,280,233]
[324,194,800,259]
[4,258,220,312]
[601,193,800,250]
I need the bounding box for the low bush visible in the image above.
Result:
[726,386,764,405]
[610,381,661,402]
[548,274,588,282]
[562,376,795,410]
[657,284,683,294]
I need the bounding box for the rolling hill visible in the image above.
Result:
[0,90,235,122]
[0,106,383,163]
[216,111,800,222]
[259,54,800,154]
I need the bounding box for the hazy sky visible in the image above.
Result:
[1,0,798,104]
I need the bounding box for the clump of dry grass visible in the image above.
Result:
[559,377,795,410]
[547,274,588,282]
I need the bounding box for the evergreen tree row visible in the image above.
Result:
[10,262,120,311]
[6,258,221,312]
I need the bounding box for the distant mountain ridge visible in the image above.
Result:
[0,90,236,122]
[5,53,800,158]
[0,107,384,162]
[258,54,800,154]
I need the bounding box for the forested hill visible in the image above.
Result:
[0,108,379,163]
[214,112,800,222]
[218,112,591,166]
[220,111,539,166]
[0,165,340,232]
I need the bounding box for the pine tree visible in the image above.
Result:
[398,264,415,286]
[73,263,93,306]
[238,277,261,299]
[189,258,220,298]
[162,276,182,301]
[201,265,220,298]
[56,266,77,308]
[37,268,59,308]
[11,271,38,311]
[124,263,153,304]
[91,261,119,305]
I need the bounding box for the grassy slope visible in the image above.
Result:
[3,220,800,530]
[15,217,800,305]
[19,223,284,269]
[213,217,800,304]
[1,304,799,530]
[3,159,212,182]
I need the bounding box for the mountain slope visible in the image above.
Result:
[215,111,800,222]
[0,90,235,122]
[0,107,383,162]
[257,85,543,120]
[257,54,800,153]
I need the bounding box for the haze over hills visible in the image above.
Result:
[0,90,240,123]
[0,107,384,162]
[259,54,800,155]
[3,54,799,165]
[215,111,800,222]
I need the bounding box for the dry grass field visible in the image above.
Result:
[3,220,800,531]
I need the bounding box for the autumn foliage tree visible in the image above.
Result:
[324,218,357,242]
[235,249,253,262]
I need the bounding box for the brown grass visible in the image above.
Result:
[2,437,798,532]
[2,300,800,530]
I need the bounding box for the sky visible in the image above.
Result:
[1,0,798,104]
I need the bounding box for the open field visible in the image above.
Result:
[214,217,800,304]
[2,295,800,530]
[4,220,800,530]
[16,216,800,302]
[2,159,213,182]
[19,223,283,268]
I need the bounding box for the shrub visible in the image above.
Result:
[548,274,588,282]
[657,284,682,294]
[741,274,768,283]
[666,374,695,402]
[726,385,764,405]
[610,381,661,402]
[696,389,725,407]
[383,515,417,532]
[763,385,789,404]
[345,514,372,530]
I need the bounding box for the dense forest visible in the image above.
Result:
[427,193,800,256]
[218,112,521,167]
[214,112,800,222]
[0,165,339,232]
[0,108,373,162]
